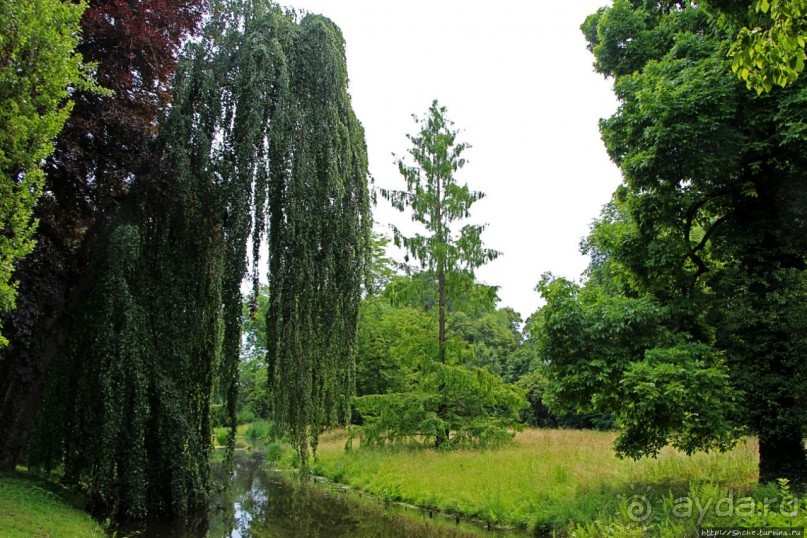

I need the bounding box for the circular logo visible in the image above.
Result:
[625,493,652,522]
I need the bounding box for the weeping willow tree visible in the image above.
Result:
[264,6,371,465]
[29,1,370,519]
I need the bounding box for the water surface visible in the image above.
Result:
[116,452,531,537]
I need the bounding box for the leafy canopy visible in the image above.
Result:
[718,0,807,92]
[0,0,206,474]
[0,0,100,345]
[28,0,370,517]
[537,0,807,484]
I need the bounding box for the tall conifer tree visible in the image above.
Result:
[382,101,498,365]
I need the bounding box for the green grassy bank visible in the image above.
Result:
[0,472,105,537]
[310,428,805,537]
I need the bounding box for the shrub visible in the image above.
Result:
[245,420,269,444]
[353,362,526,449]
[236,408,257,425]
[264,442,286,462]
[214,427,229,447]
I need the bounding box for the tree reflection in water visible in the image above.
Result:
[116,453,527,537]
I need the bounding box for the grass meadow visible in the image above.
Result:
[307,428,796,537]
[0,472,105,538]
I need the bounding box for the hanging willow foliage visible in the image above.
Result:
[265,6,371,466]
[29,0,370,518]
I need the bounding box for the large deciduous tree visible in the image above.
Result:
[0,0,97,346]
[538,0,807,484]
[9,1,370,518]
[0,0,205,472]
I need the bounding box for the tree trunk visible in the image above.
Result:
[437,268,446,364]
[758,429,807,485]
[435,160,446,366]
[434,395,449,449]
[0,226,99,470]
[0,315,68,470]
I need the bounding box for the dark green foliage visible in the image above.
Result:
[31,180,227,517]
[30,49,237,511]
[0,0,205,473]
[515,369,615,430]
[537,0,807,483]
[533,274,739,457]
[28,1,370,517]
[263,11,371,465]
[505,321,616,430]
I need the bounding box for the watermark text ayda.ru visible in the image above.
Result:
[624,490,801,525]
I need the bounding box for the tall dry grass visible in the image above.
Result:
[312,428,759,532]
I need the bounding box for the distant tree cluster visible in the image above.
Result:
[353,271,527,448]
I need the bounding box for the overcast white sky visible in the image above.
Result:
[284,0,623,319]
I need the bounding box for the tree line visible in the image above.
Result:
[1,0,370,519]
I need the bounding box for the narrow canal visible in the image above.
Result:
[115,453,533,537]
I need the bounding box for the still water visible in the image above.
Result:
[115,453,532,537]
